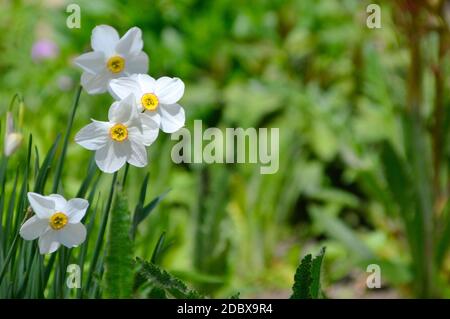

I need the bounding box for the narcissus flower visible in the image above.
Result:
[20,193,89,254]
[75,94,158,173]
[109,74,185,133]
[74,25,149,94]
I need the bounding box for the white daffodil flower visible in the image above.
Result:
[109,74,185,133]
[20,192,89,254]
[75,94,159,173]
[74,25,149,95]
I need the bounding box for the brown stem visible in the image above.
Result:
[432,6,446,214]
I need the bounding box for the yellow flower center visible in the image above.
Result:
[49,212,68,230]
[106,55,125,73]
[109,123,128,142]
[141,93,159,111]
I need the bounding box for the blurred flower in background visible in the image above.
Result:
[31,39,59,61]
[57,75,74,91]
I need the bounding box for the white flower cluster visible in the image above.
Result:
[74,25,186,173]
[20,25,186,254]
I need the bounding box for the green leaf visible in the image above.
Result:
[380,141,414,227]
[310,247,326,299]
[291,247,326,299]
[135,257,204,299]
[104,188,134,298]
[33,134,61,193]
[84,172,117,297]
[310,208,374,260]
[291,253,312,299]
[131,188,169,239]
[151,232,167,264]
[52,85,82,193]
[76,155,97,198]
[148,287,167,299]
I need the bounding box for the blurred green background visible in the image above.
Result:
[2,0,450,298]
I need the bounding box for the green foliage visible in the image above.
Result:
[104,189,134,298]
[135,257,204,299]
[291,254,312,299]
[310,247,326,299]
[193,165,231,288]
[291,247,326,299]
[131,173,169,239]
[1,0,450,299]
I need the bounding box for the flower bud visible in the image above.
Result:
[4,112,23,157]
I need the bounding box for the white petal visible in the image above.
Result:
[4,133,23,156]
[108,95,139,125]
[124,52,149,76]
[81,71,111,95]
[108,75,142,102]
[155,77,185,105]
[115,27,143,57]
[136,74,156,93]
[67,198,89,223]
[91,25,119,56]
[75,120,109,150]
[95,141,129,173]
[19,216,49,240]
[138,113,160,146]
[38,230,60,254]
[73,51,105,74]
[27,192,54,219]
[127,140,148,167]
[58,223,87,248]
[158,103,185,133]
[49,194,67,211]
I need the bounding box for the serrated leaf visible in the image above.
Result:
[148,287,167,299]
[135,257,204,299]
[291,253,312,299]
[104,189,134,298]
[310,247,326,299]
[291,247,327,299]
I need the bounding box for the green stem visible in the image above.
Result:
[431,0,446,214]
[52,85,82,193]
[0,208,29,286]
[84,172,117,296]
[406,14,435,298]
[0,233,19,285]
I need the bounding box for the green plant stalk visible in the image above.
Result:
[52,85,82,193]
[431,1,447,214]
[83,172,116,296]
[0,233,19,285]
[104,188,134,298]
[406,15,435,298]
